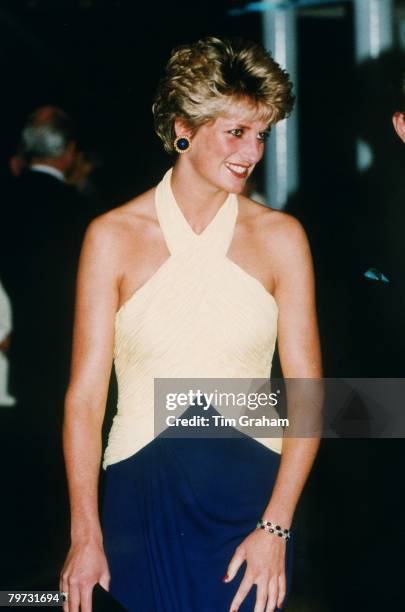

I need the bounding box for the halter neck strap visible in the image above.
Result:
[155,168,238,256]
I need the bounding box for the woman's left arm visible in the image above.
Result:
[226,214,322,612]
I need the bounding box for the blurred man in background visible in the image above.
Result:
[1,105,86,423]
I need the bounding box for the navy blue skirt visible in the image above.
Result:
[102,434,293,611]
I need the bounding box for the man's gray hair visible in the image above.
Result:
[21,106,76,160]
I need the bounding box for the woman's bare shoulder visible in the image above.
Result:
[84,187,157,250]
[237,194,307,248]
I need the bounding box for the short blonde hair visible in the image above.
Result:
[152,36,295,154]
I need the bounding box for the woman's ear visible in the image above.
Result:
[174,118,192,139]
[392,112,405,143]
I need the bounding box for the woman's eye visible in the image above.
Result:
[258,131,270,142]
[229,128,243,137]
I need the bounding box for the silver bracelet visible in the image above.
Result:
[256,518,291,541]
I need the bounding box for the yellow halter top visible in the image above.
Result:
[103,168,281,469]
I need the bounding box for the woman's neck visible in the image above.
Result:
[171,160,229,234]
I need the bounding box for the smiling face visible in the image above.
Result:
[175,104,271,194]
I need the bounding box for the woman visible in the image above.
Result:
[60,36,321,612]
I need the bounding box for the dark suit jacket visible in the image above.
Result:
[0,169,89,427]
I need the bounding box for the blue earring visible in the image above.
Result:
[174,136,191,153]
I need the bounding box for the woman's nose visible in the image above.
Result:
[241,136,263,164]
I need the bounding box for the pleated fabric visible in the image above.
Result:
[103,168,280,469]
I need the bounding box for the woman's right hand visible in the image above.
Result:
[60,540,110,612]
[60,219,120,611]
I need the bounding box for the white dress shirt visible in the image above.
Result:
[30,164,65,183]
